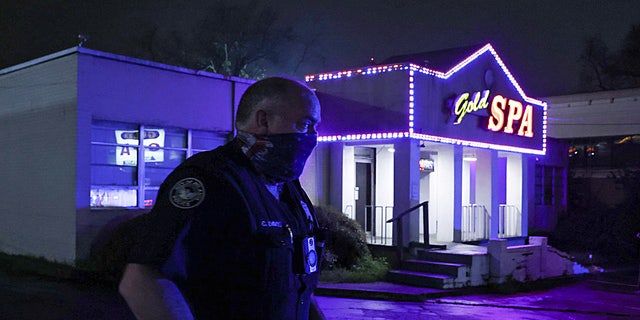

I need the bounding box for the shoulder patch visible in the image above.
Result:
[169,177,206,209]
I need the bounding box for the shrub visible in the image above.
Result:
[550,200,640,265]
[313,205,370,269]
[90,204,389,283]
[319,255,389,283]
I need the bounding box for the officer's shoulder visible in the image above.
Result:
[181,144,233,170]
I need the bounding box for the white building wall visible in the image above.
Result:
[375,145,395,240]
[300,148,320,204]
[0,53,78,262]
[462,159,471,204]
[342,146,355,219]
[505,153,523,210]
[419,173,432,234]
[432,145,455,242]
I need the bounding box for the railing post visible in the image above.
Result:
[387,201,429,263]
[422,202,429,247]
[395,218,403,262]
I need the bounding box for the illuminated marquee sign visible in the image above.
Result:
[306,43,547,155]
[453,90,534,138]
[454,90,490,124]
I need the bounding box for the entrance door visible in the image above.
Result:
[356,162,373,232]
[354,147,375,234]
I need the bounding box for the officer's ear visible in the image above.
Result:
[255,109,269,134]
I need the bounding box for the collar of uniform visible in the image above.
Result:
[226,138,261,174]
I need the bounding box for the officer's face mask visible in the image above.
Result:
[239,131,317,182]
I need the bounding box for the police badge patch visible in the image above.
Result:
[169,177,205,209]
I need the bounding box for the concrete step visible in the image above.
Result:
[402,259,468,278]
[386,269,455,289]
[417,249,478,265]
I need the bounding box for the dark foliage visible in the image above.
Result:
[89,213,148,283]
[313,205,371,270]
[550,172,640,266]
[579,22,640,91]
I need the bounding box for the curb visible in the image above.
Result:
[315,282,487,302]
[314,273,602,302]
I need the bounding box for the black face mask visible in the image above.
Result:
[238,131,317,182]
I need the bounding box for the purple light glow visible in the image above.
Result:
[318,131,410,142]
[307,43,547,155]
[409,70,415,134]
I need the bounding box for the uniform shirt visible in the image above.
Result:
[127,139,321,319]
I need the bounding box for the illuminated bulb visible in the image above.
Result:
[463,154,477,161]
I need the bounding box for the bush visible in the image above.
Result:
[319,255,389,283]
[0,252,77,279]
[550,200,640,266]
[313,205,370,269]
[90,213,148,283]
[90,204,390,284]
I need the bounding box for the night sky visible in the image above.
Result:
[2,0,640,97]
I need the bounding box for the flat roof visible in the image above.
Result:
[0,46,254,85]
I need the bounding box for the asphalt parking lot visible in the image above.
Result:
[1,266,638,320]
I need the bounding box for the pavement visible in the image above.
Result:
[314,266,640,319]
[1,264,639,319]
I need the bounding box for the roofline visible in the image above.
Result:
[544,87,640,104]
[0,46,255,85]
[305,43,546,107]
[0,47,79,76]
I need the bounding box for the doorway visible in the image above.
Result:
[355,147,375,234]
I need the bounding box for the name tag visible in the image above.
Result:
[260,220,283,228]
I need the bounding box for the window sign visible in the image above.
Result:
[419,158,434,173]
[90,188,137,207]
[92,120,227,209]
[115,129,165,165]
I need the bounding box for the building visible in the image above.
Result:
[0,47,251,263]
[301,43,566,248]
[545,88,640,210]
[1,45,573,287]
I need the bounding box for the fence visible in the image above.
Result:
[343,204,394,245]
[461,204,490,241]
[499,204,522,238]
[364,205,394,245]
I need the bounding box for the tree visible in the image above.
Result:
[578,36,613,91]
[189,1,294,79]
[616,23,640,86]
[579,22,640,91]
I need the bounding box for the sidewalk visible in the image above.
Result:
[317,263,640,300]
[315,266,640,319]
[316,281,473,301]
[1,254,638,319]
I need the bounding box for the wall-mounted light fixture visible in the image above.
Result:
[463,153,477,161]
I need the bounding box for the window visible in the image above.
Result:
[91,120,227,208]
[534,165,564,206]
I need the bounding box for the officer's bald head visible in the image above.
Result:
[235,77,320,134]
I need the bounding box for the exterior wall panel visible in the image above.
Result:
[78,52,238,132]
[0,54,78,262]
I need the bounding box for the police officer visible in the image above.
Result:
[118,77,325,319]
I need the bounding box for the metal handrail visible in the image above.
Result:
[386,201,428,223]
[386,201,429,262]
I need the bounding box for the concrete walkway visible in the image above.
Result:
[315,267,640,319]
[1,263,638,319]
